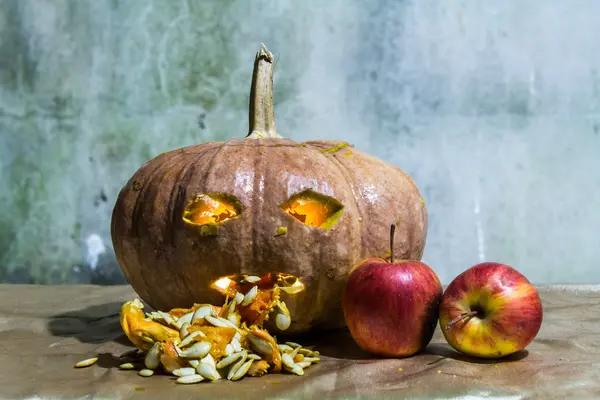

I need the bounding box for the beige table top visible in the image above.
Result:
[0,284,598,399]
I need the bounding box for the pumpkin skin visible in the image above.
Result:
[110,46,428,334]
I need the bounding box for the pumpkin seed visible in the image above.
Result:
[234,292,245,304]
[205,315,229,328]
[156,310,183,329]
[200,354,216,369]
[196,362,221,381]
[224,343,235,356]
[276,301,290,316]
[205,315,243,333]
[296,361,311,369]
[248,334,274,357]
[119,362,135,370]
[247,354,261,360]
[277,344,294,353]
[172,367,196,377]
[285,364,304,376]
[282,353,296,369]
[192,305,215,322]
[179,330,206,348]
[244,275,261,283]
[179,322,191,338]
[290,346,301,358]
[132,298,144,309]
[138,369,154,377]
[141,335,155,344]
[228,312,241,327]
[157,311,177,327]
[187,359,200,368]
[148,311,161,320]
[227,351,248,380]
[231,338,242,353]
[176,374,204,384]
[275,312,291,331]
[227,298,237,315]
[74,357,98,368]
[298,348,316,356]
[216,351,244,369]
[230,359,253,381]
[285,341,302,349]
[144,342,161,370]
[241,286,258,306]
[178,311,194,325]
[179,341,211,359]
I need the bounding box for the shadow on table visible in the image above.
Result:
[424,343,529,364]
[47,301,131,346]
[279,327,372,360]
[283,328,530,364]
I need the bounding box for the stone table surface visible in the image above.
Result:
[0,284,598,399]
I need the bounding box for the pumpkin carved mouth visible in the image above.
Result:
[281,190,343,229]
[182,193,243,226]
[209,272,305,328]
[210,272,305,297]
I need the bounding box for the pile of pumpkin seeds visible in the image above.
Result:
[74,275,320,384]
[112,337,320,384]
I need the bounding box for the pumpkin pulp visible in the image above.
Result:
[281,190,343,229]
[182,193,242,225]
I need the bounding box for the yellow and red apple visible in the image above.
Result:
[439,262,543,358]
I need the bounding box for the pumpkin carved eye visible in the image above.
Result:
[280,189,343,229]
[182,193,243,225]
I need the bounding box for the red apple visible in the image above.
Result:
[342,225,443,357]
[439,262,543,359]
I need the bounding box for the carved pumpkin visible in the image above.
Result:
[111,45,428,333]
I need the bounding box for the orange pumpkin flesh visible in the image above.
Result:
[237,288,279,327]
[119,273,314,376]
[120,299,180,351]
[281,190,343,228]
[183,193,242,225]
[111,44,428,333]
[187,325,237,359]
[160,341,187,373]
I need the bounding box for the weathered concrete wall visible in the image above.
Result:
[1,0,599,284]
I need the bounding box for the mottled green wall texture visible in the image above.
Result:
[1,1,599,284]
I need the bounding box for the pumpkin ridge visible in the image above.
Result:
[117,154,187,302]
[310,145,375,261]
[378,161,428,258]
[199,143,230,197]
[141,154,204,306]
[306,143,363,326]
[169,149,215,244]
[130,152,190,239]
[250,144,265,276]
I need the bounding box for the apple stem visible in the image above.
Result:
[445,311,478,330]
[389,224,396,263]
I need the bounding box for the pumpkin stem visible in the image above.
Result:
[389,224,396,263]
[246,44,281,139]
